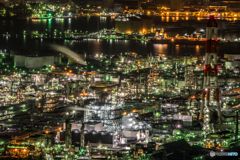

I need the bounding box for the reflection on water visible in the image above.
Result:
[0,17,114,34]
[166,17,169,22]
[0,17,240,56]
[1,37,240,56]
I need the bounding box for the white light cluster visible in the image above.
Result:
[203,107,211,135]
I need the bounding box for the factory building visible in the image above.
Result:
[14,55,54,69]
[85,102,123,132]
[60,129,114,148]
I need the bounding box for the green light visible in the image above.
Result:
[176,131,181,135]
[91,65,93,68]
[211,135,218,138]
[155,112,160,117]
[7,146,27,149]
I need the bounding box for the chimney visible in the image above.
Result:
[236,111,239,140]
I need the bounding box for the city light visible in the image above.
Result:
[0,1,239,160]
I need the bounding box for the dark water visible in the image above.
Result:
[0,17,113,34]
[1,17,240,56]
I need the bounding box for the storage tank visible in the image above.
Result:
[14,55,25,67]
[25,57,43,68]
[100,132,113,144]
[72,129,80,144]
[60,130,66,141]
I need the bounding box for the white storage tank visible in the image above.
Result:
[14,55,25,67]
[25,57,43,68]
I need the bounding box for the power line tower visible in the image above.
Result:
[199,16,223,127]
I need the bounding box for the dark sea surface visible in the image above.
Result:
[0,17,240,57]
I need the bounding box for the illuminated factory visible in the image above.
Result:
[0,18,240,160]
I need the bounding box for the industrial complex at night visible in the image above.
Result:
[0,0,240,160]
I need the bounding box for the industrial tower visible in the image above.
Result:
[199,16,223,128]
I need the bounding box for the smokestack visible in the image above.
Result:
[236,111,239,140]
[65,118,72,148]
